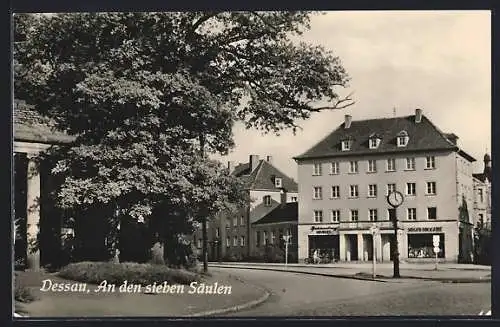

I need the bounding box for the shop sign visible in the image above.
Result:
[407,226,442,233]
[310,226,338,235]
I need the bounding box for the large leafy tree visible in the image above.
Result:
[14,12,352,268]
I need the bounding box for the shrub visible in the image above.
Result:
[58,261,201,286]
[14,282,37,303]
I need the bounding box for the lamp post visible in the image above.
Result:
[387,191,404,278]
[283,234,292,269]
[369,224,379,279]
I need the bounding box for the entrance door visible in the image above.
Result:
[349,235,358,261]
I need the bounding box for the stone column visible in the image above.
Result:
[26,154,41,271]
[357,233,364,261]
[375,233,383,262]
[339,233,346,261]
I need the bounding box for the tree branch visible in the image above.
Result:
[310,92,355,112]
[189,12,219,35]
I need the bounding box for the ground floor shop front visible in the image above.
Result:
[298,221,473,263]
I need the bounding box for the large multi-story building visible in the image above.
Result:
[294,109,477,263]
[194,155,298,261]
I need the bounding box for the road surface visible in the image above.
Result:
[214,268,491,316]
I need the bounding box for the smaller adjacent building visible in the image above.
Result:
[473,154,492,228]
[252,199,298,262]
[194,155,298,261]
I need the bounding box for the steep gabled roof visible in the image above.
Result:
[13,100,75,144]
[253,202,298,225]
[231,159,298,192]
[294,115,466,160]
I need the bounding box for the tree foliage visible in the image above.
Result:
[14,12,351,260]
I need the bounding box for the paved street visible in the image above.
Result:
[214,268,491,316]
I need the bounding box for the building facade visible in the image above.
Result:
[194,155,298,261]
[472,154,492,228]
[294,109,477,263]
[252,201,298,263]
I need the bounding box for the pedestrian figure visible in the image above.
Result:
[313,249,320,264]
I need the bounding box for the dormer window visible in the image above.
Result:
[341,140,352,151]
[274,177,282,188]
[368,133,381,149]
[397,130,409,147]
[264,195,272,206]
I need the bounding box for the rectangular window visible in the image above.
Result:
[263,231,268,245]
[407,208,417,220]
[408,234,445,258]
[342,140,351,151]
[286,228,292,237]
[387,208,395,221]
[426,156,436,169]
[349,161,358,173]
[313,163,322,176]
[406,157,416,170]
[369,138,379,149]
[387,183,396,196]
[331,185,340,199]
[349,185,359,198]
[368,184,377,197]
[331,210,340,222]
[233,236,238,246]
[275,177,282,188]
[426,182,436,195]
[216,228,220,238]
[226,237,230,247]
[313,186,323,200]
[406,182,416,196]
[256,231,261,247]
[233,216,238,226]
[330,162,339,175]
[478,189,484,203]
[240,236,245,246]
[264,195,272,206]
[314,210,323,223]
[369,209,378,221]
[367,160,377,173]
[427,207,437,220]
[291,196,298,202]
[197,238,202,248]
[387,158,396,171]
[398,136,408,147]
[478,213,484,223]
[271,231,276,244]
[350,209,359,221]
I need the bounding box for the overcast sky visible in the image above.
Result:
[213,10,491,180]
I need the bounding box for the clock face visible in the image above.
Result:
[387,191,404,207]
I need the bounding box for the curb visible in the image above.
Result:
[187,273,271,317]
[187,287,270,317]
[211,265,391,283]
[212,265,490,284]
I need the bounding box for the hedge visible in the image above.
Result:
[57,261,201,286]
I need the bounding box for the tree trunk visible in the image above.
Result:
[199,133,208,273]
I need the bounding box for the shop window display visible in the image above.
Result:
[408,233,445,258]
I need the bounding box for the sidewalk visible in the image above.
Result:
[15,269,269,317]
[211,262,491,283]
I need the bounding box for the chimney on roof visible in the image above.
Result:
[344,115,352,129]
[266,156,273,164]
[280,189,287,208]
[415,108,423,123]
[227,161,236,174]
[445,133,459,146]
[249,155,260,172]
